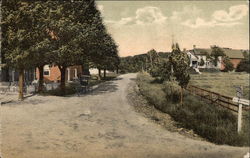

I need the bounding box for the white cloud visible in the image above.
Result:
[106,6,167,26]
[213,5,248,22]
[182,18,241,28]
[170,5,202,20]
[135,7,167,25]
[182,4,248,28]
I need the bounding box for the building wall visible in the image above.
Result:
[36,65,82,83]
[230,59,241,68]
[221,58,242,70]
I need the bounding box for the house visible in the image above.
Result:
[35,65,83,83]
[187,45,245,70]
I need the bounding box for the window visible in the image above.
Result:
[44,70,50,76]
[43,65,50,76]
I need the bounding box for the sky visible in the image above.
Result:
[96,1,249,57]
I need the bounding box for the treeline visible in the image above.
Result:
[119,50,170,73]
[1,0,120,100]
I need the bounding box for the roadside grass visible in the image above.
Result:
[42,73,119,96]
[190,72,249,99]
[136,72,250,146]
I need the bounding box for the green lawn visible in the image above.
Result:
[190,72,249,99]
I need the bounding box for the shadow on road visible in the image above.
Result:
[83,80,119,96]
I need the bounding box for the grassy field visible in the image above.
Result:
[136,72,249,146]
[190,72,249,99]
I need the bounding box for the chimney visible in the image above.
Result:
[193,45,196,50]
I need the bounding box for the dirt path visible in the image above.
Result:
[0,73,248,158]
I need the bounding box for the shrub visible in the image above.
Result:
[222,56,234,72]
[163,81,181,103]
[236,59,250,73]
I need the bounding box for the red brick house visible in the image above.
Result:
[220,48,245,70]
[36,65,82,83]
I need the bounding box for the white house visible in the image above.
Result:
[187,45,223,69]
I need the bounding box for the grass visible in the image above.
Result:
[136,72,250,146]
[190,72,249,99]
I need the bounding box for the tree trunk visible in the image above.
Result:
[104,69,106,79]
[116,67,119,74]
[59,66,66,95]
[38,65,44,93]
[180,87,183,105]
[18,68,24,100]
[98,68,101,80]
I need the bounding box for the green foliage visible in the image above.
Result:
[2,1,120,96]
[119,56,145,73]
[199,58,205,66]
[170,43,190,88]
[2,1,38,69]
[137,73,250,146]
[163,81,181,103]
[210,46,225,66]
[236,51,250,73]
[136,73,167,110]
[119,51,170,73]
[222,56,234,72]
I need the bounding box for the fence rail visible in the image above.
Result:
[186,85,250,113]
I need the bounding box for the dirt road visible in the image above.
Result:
[0,73,248,158]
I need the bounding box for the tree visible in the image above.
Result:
[210,46,225,67]
[236,51,250,73]
[147,49,158,68]
[222,56,234,72]
[29,2,54,92]
[169,43,190,104]
[199,58,205,66]
[47,1,105,94]
[98,33,119,79]
[2,1,41,100]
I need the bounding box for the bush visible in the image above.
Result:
[163,81,181,103]
[222,56,234,72]
[236,59,250,73]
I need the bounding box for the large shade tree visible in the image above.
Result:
[47,0,107,94]
[2,1,44,100]
[29,2,54,92]
[2,0,119,97]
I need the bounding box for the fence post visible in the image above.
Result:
[237,103,242,133]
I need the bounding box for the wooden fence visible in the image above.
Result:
[186,85,250,113]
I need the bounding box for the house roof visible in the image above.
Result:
[190,48,245,59]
